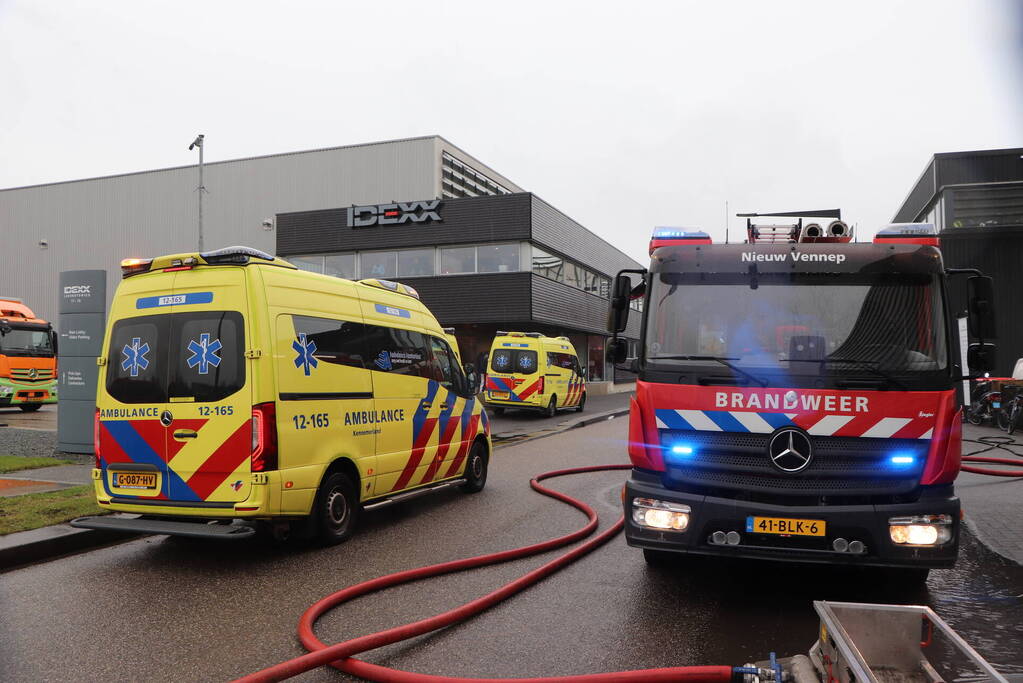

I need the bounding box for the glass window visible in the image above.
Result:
[547,352,576,370]
[106,312,246,404]
[440,246,476,274]
[398,248,435,277]
[360,251,396,279]
[429,336,467,394]
[478,243,519,273]
[292,316,367,369]
[491,349,538,375]
[288,255,324,274]
[532,247,564,281]
[563,262,584,289]
[362,325,437,379]
[0,326,53,356]
[324,253,357,280]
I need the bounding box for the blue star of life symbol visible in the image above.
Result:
[292,333,318,376]
[186,333,222,375]
[121,337,150,377]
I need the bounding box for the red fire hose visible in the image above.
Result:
[961,436,1023,477]
[235,464,737,683]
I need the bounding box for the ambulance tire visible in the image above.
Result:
[460,440,488,494]
[493,407,505,415]
[575,392,586,412]
[314,472,360,545]
[544,396,557,418]
[19,404,41,412]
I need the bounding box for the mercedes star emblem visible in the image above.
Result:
[28,368,38,379]
[768,428,813,473]
[160,410,174,427]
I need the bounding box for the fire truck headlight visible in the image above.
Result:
[632,498,690,531]
[888,514,953,546]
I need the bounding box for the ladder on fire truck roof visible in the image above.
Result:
[737,209,852,245]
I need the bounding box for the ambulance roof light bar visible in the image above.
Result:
[649,227,712,254]
[496,331,543,338]
[873,223,939,246]
[357,278,421,300]
[201,246,275,264]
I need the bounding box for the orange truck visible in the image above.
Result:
[0,297,58,411]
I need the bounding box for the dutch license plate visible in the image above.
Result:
[747,516,825,537]
[114,472,157,490]
[491,391,510,400]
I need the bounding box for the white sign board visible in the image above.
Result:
[958,316,970,405]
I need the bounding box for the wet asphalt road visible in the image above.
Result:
[2,417,1022,682]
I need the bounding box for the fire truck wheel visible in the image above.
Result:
[492,407,505,415]
[545,396,557,418]
[460,440,488,494]
[19,404,42,412]
[575,392,586,413]
[314,472,360,545]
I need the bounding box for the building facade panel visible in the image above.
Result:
[275,192,533,254]
[530,194,644,276]
[410,272,532,325]
[0,136,443,321]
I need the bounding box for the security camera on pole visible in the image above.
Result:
[188,134,206,251]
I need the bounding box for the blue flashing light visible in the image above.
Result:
[670,444,694,458]
[889,454,916,467]
[652,227,709,239]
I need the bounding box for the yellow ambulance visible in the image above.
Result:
[484,331,586,417]
[72,247,490,544]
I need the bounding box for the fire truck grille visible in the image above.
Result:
[660,430,927,498]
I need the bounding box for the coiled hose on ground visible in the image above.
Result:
[235,464,744,683]
[962,435,1023,477]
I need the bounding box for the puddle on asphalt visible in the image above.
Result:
[631,527,1022,677]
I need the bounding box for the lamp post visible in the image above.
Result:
[188,134,206,251]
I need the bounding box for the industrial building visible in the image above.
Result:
[0,135,641,388]
[892,147,1023,376]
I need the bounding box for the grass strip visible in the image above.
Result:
[0,455,74,474]
[0,485,106,535]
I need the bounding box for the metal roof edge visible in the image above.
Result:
[0,135,444,193]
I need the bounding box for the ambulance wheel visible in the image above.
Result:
[19,404,41,412]
[575,392,586,412]
[493,407,505,415]
[314,472,359,545]
[460,440,488,494]
[544,396,557,418]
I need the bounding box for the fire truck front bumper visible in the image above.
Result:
[624,469,960,569]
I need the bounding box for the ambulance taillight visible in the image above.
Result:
[537,376,545,395]
[93,408,101,469]
[251,402,278,471]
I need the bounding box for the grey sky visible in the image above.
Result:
[1,0,1020,263]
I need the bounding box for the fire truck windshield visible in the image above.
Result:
[645,271,948,377]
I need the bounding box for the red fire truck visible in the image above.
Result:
[608,214,997,580]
